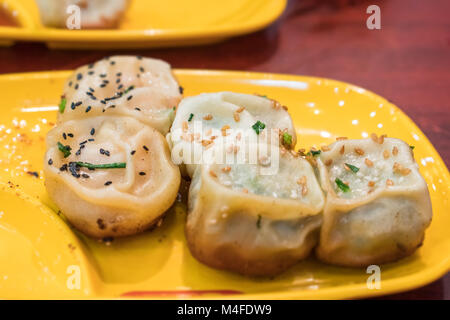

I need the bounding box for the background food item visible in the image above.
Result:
[316,137,432,267]
[186,146,325,276]
[35,0,130,29]
[58,56,182,135]
[168,92,296,177]
[44,116,180,238]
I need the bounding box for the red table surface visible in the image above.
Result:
[0,0,448,299]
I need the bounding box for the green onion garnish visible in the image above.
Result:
[59,98,67,113]
[335,178,350,193]
[188,113,194,122]
[73,162,126,169]
[252,121,266,135]
[57,142,71,158]
[307,150,321,157]
[345,163,360,173]
[283,132,292,146]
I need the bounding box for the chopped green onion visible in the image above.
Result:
[188,113,194,122]
[283,132,292,146]
[59,98,67,113]
[256,214,262,229]
[252,121,266,135]
[307,150,321,157]
[73,162,126,169]
[345,163,360,173]
[57,142,71,158]
[335,178,350,193]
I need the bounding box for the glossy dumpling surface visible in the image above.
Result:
[58,55,182,134]
[186,145,325,276]
[168,92,296,177]
[44,116,180,238]
[316,137,432,266]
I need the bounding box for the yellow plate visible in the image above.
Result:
[0,70,449,299]
[0,0,286,49]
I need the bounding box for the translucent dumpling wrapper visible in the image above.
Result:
[44,116,181,238]
[58,56,182,135]
[315,137,432,267]
[168,91,297,177]
[186,144,325,276]
[36,0,130,29]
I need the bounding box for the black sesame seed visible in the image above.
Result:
[143,145,149,151]
[81,173,90,179]
[48,159,53,165]
[68,81,73,87]
[89,87,95,92]
[63,132,67,140]
[127,95,133,101]
[88,71,94,75]
[88,138,95,142]
[85,106,91,113]
[67,133,74,138]
[90,128,95,136]
[116,72,122,77]
[131,150,136,155]
[116,78,121,84]
[100,74,107,78]
[60,164,68,171]
[110,61,115,65]
[100,84,106,88]
[74,84,79,90]
[27,171,39,178]
[139,67,145,72]
[88,63,94,69]
[118,84,124,90]
[139,172,146,176]
[99,148,105,155]
[134,107,141,111]
[104,181,112,186]
[77,73,82,81]
[137,55,142,60]
[179,86,184,94]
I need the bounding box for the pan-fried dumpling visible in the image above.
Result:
[58,56,182,134]
[186,145,325,276]
[315,136,432,267]
[168,92,296,177]
[36,0,130,29]
[43,116,180,238]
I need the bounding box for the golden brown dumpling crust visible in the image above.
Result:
[185,150,325,276]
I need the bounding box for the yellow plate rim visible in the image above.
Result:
[0,0,287,43]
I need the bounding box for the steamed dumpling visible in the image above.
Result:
[315,136,432,267]
[168,92,296,177]
[186,144,325,276]
[44,116,180,238]
[58,56,182,134]
[35,0,130,29]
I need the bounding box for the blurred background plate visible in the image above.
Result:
[0,70,448,299]
[0,0,286,49]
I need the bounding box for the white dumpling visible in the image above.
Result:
[186,144,325,276]
[44,116,180,238]
[58,56,182,134]
[168,92,297,177]
[315,136,432,266]
[36,0,130,29]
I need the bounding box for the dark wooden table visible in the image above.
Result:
[0,0,448,299]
